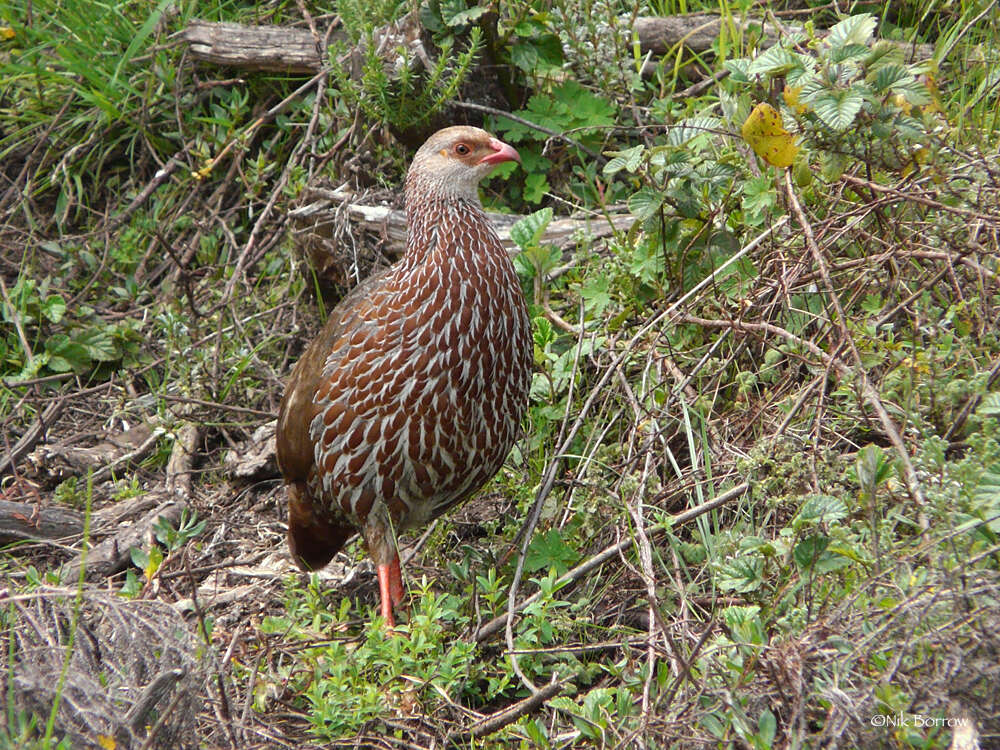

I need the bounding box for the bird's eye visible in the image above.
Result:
[454,143,471,156]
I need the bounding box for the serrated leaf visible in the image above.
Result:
[794,535,850,573]
[723,57,751,83]
[747,45,802,78]
[42,294,66,323]
[741,103,799,168]
[795,494,848,525]
[871,64,909,93]
[603,144,644,175]
[826,13,876,48]
[864,40,904,68]
[509,41,538,72]
[811,89,864,131]
[829,43,871,64]
[627,187,664,221]
[439,0,487,26]
[892,76,932,106]
[525,528,577,576]
[793,535,829,568]
[716,557,764,593]
[668,117,721,146]
[530,33,564,69]
[580,275,612,317]
[974,469,1000,503]
[44,333,91,373]
[77,326,119,361]
[510,207,553,249]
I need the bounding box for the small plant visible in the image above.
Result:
[328,0,482,133]
[727,13,939,176]
[121,509,205,598]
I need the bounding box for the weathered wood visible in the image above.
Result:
[634,13,933,62]
[25,422,156,482]
[290,185,634,261]
[180,20,323,73]
[0,500,84,544]
[634,13,781,56]
[60,497,187,583]
[180,15,933,77]
[0,494,166,547]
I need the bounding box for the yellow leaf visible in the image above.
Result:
[741,102,800,168]
[97,735,117,750]
[0,27,15,40]
[782,85,806,115]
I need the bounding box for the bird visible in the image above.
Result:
[276,126,531,628]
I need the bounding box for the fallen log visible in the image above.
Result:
[180,14,933,76]
[290,184,634,286]
[59,497,187,583]
[0,500,84,545]
[179,20,324,73]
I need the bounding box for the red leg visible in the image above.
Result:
[376,553,405,628]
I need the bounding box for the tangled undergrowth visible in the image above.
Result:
[2,0,999,747]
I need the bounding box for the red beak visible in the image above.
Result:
[480,137,521,166]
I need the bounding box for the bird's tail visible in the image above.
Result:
[286,482,353,571]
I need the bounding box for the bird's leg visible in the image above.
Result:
[364,511,406,629]
[376,554,405,627]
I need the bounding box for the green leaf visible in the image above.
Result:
[44,333,91,373]
[510,207,553,249]
[509,41,539,72]
[977,392,1000,418]
[758,709,777,745]
[793,534,830,569]
[795,495,848,526]
[871,64,909,93]
[580,275,612,317]
[741,174,778,227]
[42,294,66,323]
[525,528,577,576]
[973,465,1000,502]
[723,58,751,83]
[439,0,487,27]
[77,326,120,361]
[829,43,871,64]
[668,117,722,146]
[826,13,877,48]
[722,605,765,644]
[856,444,892,495]
[603,144,644,176]
[716,557,764,593]
[522,172,550,204]
[529,34,564,70]
[627,187,663,222]
[747,45,802,78]
[811,89,864,131]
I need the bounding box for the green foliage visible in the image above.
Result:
[491,80,618,206]
[122,509,205,598]
[0,274,143,380]
[729,13,941,175]
[260,568,590,741]
[329,2,482,132]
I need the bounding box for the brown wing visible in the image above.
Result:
[276,268,391,569]
[276,269,391,484]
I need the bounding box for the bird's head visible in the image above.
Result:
[406,126,520,204]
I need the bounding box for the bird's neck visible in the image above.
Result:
[401,188,497,270]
